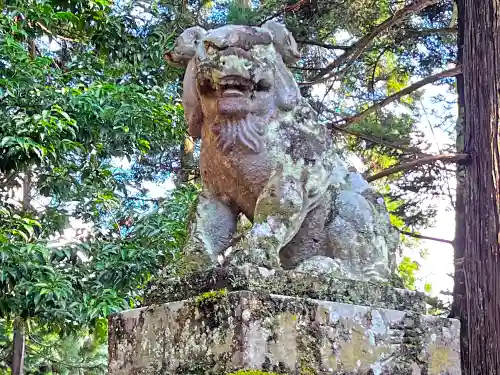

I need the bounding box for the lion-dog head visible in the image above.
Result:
[165,21,302,153]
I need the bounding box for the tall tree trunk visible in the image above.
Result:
[11,39,37,375]
[236,0,252,7]
[178,136,197,185]
[460,0,500,373]
[21,170,31,212]
[450,0,468,373]
[11,319,25,375]
[11,172,31,375]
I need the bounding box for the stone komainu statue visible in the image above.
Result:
[165,22,399,281]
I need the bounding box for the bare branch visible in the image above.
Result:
[302,0,441,85]
[35,21,82,43]
[258,0,310,26]
[369,47,391,94]
[406,27,458,38]
[329,123,428,156]
[398,228,454,245]
[338,66,461,127]
[290,66,324,71]
[366,153,469,182]
[296,39,351,50]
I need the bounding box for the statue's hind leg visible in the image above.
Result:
[279,199,330,269]
[320,189,397,281]
[281,196,365,279]
[286,186,397,282]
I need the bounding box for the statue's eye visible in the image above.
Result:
[204,41,227,56]
[256,79,271,92]
[203,42,216,55]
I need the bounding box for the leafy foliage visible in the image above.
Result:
[0,0,198,372]
[0,183,197,373]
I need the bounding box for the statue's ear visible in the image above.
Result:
[262,20,301,65]
[182,59,204,138]
[164,26,207,68]
[165,27,207,138]
[274,55,301,111]
[262,21,302,110]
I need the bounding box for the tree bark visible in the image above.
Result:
[459,0,500,373]
[450,0,468,372]
[178,136,198,185]
[11,319,25,375]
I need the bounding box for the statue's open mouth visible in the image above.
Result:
[215,75,271,98]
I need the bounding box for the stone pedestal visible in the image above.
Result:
[108,266,461,374]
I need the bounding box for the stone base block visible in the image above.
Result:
[145,265,426,313]
[108,291,460,375]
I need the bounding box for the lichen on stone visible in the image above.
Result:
[145,265,427,314]
[108,290,461,375]
[226,370,282,375]
[194,288,228,306]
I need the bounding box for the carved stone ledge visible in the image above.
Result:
[108,290,460,375]
[144,265,427,314]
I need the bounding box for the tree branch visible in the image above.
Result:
[291,66,324,71]
[406,27,458,38]
[296,28,455,54]
[27,346,104,370]
[257,0,310,26]
[302,0,441,85]
[338,66,461,127]
[123,196,162,202]
[296,39,352,50]
[329,123,428,156]
[398,228,454,245]
[366,153,469,182]
[35,22,82,43]
[369,47,391,95]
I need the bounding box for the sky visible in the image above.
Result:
[405,83,456,299]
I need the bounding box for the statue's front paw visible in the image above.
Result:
[361,261,390,282]
[228,243,281,270]
[296,256,351,278]
[182,241,215,272]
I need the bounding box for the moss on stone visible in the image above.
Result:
[144,265,426,314]
[109,290,461,375]
[298,360,317,375]
[226,371,282,375]
[194,288,228,306]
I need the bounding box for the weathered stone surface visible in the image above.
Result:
[145,265,426,314]
[164,21,399,282]
[109,291,460,375]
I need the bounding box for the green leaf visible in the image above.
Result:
[424,283,432,294]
